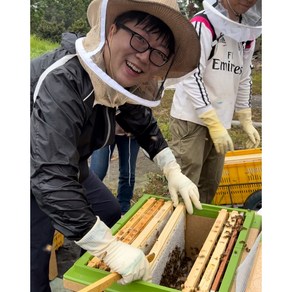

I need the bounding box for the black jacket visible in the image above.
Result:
[30,33,168,240]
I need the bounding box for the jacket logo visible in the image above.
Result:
[212,50,243,74]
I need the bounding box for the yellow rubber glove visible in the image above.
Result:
[236,108,260,149]
[199,109,234,155]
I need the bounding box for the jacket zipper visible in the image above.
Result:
[100,107,112,148]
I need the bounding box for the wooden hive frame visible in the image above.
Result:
[182,209,245,292]
[210,213,244,292]
[86,197,168,269]
[198,211,239,292]
[131,200,173,254]
[149,203,186,285]
[182,209,229,292]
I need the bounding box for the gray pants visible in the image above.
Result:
[169,117,225,204]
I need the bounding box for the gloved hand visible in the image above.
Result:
[199,109,234,155]
[75,217,151,285]
[153,147,202,214]
[236,108,260,149]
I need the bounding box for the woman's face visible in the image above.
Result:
[104,20,171,88]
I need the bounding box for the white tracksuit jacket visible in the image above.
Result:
[170,12,256,129]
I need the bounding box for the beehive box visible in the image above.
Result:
[213,148,262,206]
[63,194,261,292]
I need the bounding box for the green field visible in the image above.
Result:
[30,35,59,59]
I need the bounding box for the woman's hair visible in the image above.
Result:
[114,11,175,57]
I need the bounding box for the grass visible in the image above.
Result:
[30,35,59,59]
[251,69,262,95]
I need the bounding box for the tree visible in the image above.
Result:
[177,0,203,19]
[31,0,204,42]
[30,0,91,42]
[31,0,47,33]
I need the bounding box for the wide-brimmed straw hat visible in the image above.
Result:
[87,0,200,78]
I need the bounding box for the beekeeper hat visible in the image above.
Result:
[86,0,200,78]
[76,0,200,107]
[203,0,262,42]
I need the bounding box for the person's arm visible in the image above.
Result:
[31,63,151,284]
[235,40,256,110]
[31,62,97,240]
[30,32,79,112]
[116,103,168,159]
[177,21,234,154]
[235,40,260,148]
[176,20,214,113]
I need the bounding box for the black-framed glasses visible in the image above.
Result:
[116,22,170,67]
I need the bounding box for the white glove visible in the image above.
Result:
[236,108,260,148]
[199,109,234,155]
[153,147,202,214]
[75,217,151,285]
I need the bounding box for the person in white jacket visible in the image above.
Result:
[169,0,262,204]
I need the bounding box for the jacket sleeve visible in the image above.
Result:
[31,63,96,241]
[174,20,215,115]
[115,103,168,160]
[30,32,80,114]
[235,40,256,110]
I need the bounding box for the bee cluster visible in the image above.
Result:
[160,246,197,290]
